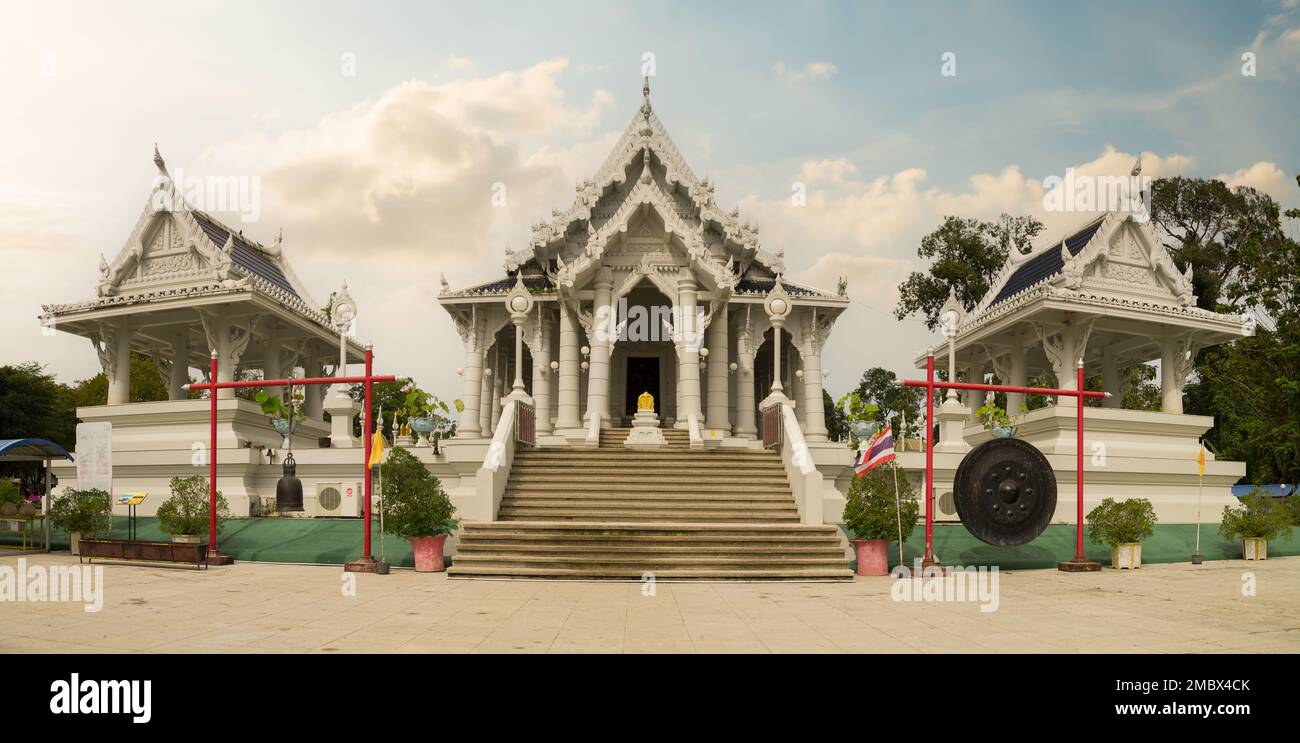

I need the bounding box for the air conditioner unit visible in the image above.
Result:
[309,481,363,518]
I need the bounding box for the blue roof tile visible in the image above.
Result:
[192,212,299,298]
[988,218,1104,307]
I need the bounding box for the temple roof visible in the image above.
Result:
[192,211,299,298]
[986,217,1104,308]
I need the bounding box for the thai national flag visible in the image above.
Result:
[854,424,896,478]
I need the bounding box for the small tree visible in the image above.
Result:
[1220,490,1294,542]
[47,488,112,536]
[1086,498,1157,546]
[380,448,458,537]
[155,476,230,537]
[842,463,919,542]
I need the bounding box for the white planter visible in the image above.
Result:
[1111,542,1142,570]
[171,534,202,544]
[69,531,81,556]
[1243,538,1268,560]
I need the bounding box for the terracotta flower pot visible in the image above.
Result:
[852,538,890,576]
[407,534,448,572]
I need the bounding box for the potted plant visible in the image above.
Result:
[1220,490,1293,560]
[155,475,230,544]
[255,389,305,448]
[1086,497,1157,569]
[399,380,463,451]
[977,401,1017,438]
[381,447,458,571]
[841,463,919,576]
[836,391,880,448]
[47,488,112,555]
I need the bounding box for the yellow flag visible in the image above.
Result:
[368,428,386,469]
[1196,444,1205,476]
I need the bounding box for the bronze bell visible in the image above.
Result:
[276,453,304,512]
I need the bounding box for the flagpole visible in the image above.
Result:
[1193,438,1204,564]
[891,461,905,567]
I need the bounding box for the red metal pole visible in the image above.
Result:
[362,346,374,559]
[208,351,218,552]
[924,351,935,562]
[185,374,395,390]
[902,379,1106,398]
[1075,360,1085,560]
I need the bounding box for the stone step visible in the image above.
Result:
[446,565,853,581]
[458,521,842,538]
[506,480,790,493]
[455,541,846,556]
[501,490,793,501]
[498,510,800,523]
[515,453,782,464]
[499,499,799,512]
[451,553,848,568]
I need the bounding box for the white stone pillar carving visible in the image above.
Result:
[105,317,132,405]
[457,313,484,438]
[530,308,553,434]
[1034,317,1094,408]
[1007,333,1028,417]
[491,345,504,430]
[556,302,582,430]
[303,349,324,420]
[675,271,702,426]
[1101,347,1124,410]
[585,268,614,428]
[967,360,985,421]
[802,345,827,442]
[1160,334,1195,414]
[167,328,190,400]
[733,313,757,438]
[705,303,730,432]
[479,349,494,435]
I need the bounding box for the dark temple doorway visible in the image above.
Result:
[624,356,661,417]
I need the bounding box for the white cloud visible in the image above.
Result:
[446,54,474,69]
[1216,161,1290,198]
[773,61,838,84]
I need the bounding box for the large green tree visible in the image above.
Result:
[851,367,923,438]
[894,214,1044,329]
[0,363,77,494]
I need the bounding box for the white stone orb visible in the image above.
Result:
[770,298,788,316]
[510,295,529,313]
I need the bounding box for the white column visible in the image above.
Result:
[706,303,730,432]
[585,268,614,428]
[304,351,324,420]
[531,312,553,433]
[1159,336,1184,414]
[556,303,581,430]
[1007,334,1028,417]
[491,346,504,429]
[967,360,985,421]
[510,317,528,399]
[733,320,757,438]
[167,328,189,400]
[802,342,827,441]
[676,272,702,426]
[479,350,494,435]
[458,329,484,438]
[1101,348,1123,410]
[107,317,132,404]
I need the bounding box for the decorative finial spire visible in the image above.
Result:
[1131,152,1142,178]
[153,143,168,176]
[643,74,650,101]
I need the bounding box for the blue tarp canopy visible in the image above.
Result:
[1231,483,1295,498]
[0,438,74,462]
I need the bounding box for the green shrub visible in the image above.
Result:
[1220,490,1294,542]
[380,447,458,537]
[47,488,112,535]
[155,476,230,537]
[1086,497,1157,546]
[841,463,919,542]
[0,481,22,507]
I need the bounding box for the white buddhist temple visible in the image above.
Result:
[897,210,1254,524]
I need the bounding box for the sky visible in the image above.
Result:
[2,0,1298,402]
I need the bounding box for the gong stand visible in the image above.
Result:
[186,346,397,569]
[904,353,1108,572]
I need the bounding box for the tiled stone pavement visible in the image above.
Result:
[2,554,1297,653]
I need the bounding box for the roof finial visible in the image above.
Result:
[643,74,650,101]
[1131,152,1142,178]
[153,143,168,177]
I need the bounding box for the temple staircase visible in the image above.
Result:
[447,427,852,581]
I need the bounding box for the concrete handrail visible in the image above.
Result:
[776,401,823,524]
[585,405,601,446]
[476,399,518,520]
[687,412,703,449]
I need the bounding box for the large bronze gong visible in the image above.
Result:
[954,438,1056,546]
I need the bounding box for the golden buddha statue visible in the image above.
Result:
[637,390,655,412]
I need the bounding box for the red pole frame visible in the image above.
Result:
[186,349,395,568]
[904,357,1106,571]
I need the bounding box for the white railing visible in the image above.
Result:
[687,412,703,449]
[476,399,518,520]
[585,406,601,447]
[776,402,823,525]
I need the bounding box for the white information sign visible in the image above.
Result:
[75,421,113,495]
